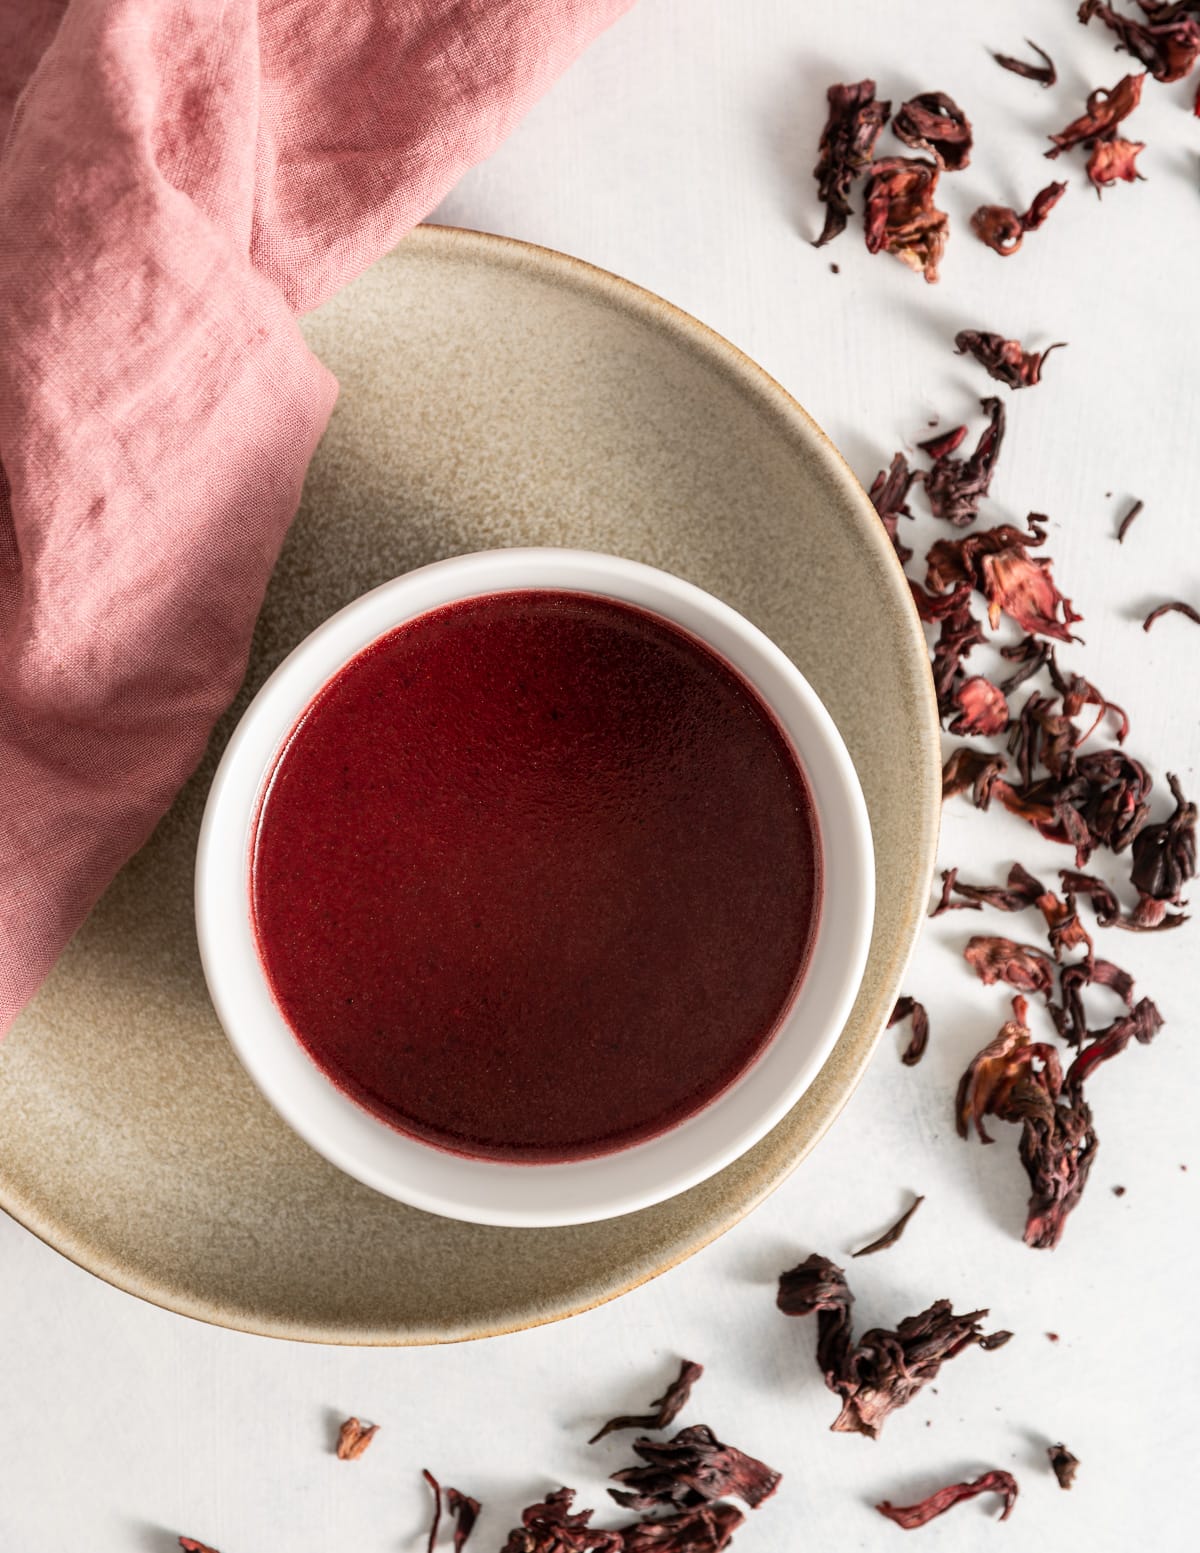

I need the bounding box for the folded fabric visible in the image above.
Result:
[0,0,634,1035]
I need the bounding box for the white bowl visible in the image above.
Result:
[195,549,874,1227]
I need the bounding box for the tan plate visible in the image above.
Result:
[0,225,939,1343]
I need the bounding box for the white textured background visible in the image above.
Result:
[2,1,1198,1549]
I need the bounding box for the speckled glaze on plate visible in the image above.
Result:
[0,225,939,1344]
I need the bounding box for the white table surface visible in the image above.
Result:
[3,2,1198,1549]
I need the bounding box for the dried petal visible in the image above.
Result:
[1048,1444,1080,1490]
[501,1489,623,1553]
[930,867,982,916]
[941,747,1008,807]
[618,1504,744,1552]
[179,1542,219,1553]
[980,543,1081,642]
[1130,773,1196,903]
[921,396,1006,526]
[955,331,1066,391]
[590,1360,705,1444]
[1067,996,1165,1090]
[1116,498,1143,542]
[863,157,948,282]
[1020,1093,1097,1248]
[993,39,1057,85]
[945,862,1047,914]
[1143,600,1200,631]
[876,1470,1019,1528]
[1079,1,1200,81]
[956,995,1063,1144]
[1047,73,1145,158]
[1086,137,1146,191]
[609,1425,780,1512]
[813,80,891,246]
[893,91,973,171]
[870,452,917,563]
[852,1194,925,1256]
[889,996,930,1065]
[1050,957,1135,1046]
[1060,870,1121,924]
[950,676,1009,736]
[425,1469,444,1553]
[777,1254,1002,1437]
[336,1417,379,1460]
[971,182,1067,255]
[964,937,1055,996]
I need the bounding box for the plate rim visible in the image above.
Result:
[0,221,940,1343]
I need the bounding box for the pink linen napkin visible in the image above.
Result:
[0,0,634,1036]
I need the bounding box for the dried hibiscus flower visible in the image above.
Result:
[950,676,1009,736]
[893,92,973,171]
[919,397,1005,525]
[1048,1443,1080,1490]
[1050,957,1135,1047]
[971,182,1067,255]
[609,1425,780,1513]
[501,1489,622,1553]
[965,936,1055,997]
[1087,137,1145,191]
[335,1416,379,1460]
[942,747,1008,806]
[876,1470,1018,1528]
[813,80,891,246]
[927,517,1082,642]
[889,996,930,1065]
[870,451,917,563]
[954,331,1065,391]
[1143,600,1200,631]
[1046,72,1145,159]
[943,862,1047,915]
[1130,773,1196,908]
[618,1504,744,1551]
[993,39,1057,85]
[424,1470,482,1553]
[590,1359,704,1444]
[852,1194,924,1256]
[1079,0,1200,82]
[863,157,948,282]
[776,1254,1007,1437]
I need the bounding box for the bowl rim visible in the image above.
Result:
[194,546,875,1227]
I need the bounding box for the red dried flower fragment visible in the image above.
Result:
[776,1255,1005,1437]
[889,996,930,1065]
[1143,600,1200,631]
[971,182,1067,255]
[501,1489,623,1553]
[954,331,1066,391]
[590,1359,704,1444]
[178,1541,219,1553]
[919,396,1005,525]
[1116,498,1144,542]
[1130,773,1196,907]
[1087,137,1146,190]
[610,1425,780,1513]
[950,676,1009,736]
[893,92,973,170]
[1048,1444,1080,1490]
[1079,0,1200,82]
[813,80,891,246]
[876,1469,1018,1528]
[942,747,1008,806]
[1046,72,1145,159]
[863,157,948,282]
[927,517,1081,641]
[852,1194,925,1256]
[993,39,1057,86]
[870,452,917,563]
[943,862,1047,914]
[336,1416,379,1460]
[425,1470,482,1553]
[618,1504,744,1552]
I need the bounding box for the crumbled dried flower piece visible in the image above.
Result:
[920,397,1005,525]
[501,1488,623,1553]
[1113,1183,1127,1196]
[1048,1443,1080,1490]
[590,1359,704,1444]
[1050,956,1135,1046]
[889,996,930,1065]
[1143,600,1200,631]
[1079,1,1200,81]
[893,92,973,170]
[930,867,980,916]
[870,452,917,563]
[1087,137,1145,191]
[993,39,1058,85]
[618,1504,744,1551]
[852,1194,925,1257]
[863,157,948,282]
[971,182,1067,255]
[965,936,1055,997]
[178,1541,219,1553]
[943,862,1047,915]
[448,1486,482,1552]
[941,747,1008,806]
[1116,498,1144,542]
[610,1425,780,1513]
[954,332,1066,391]
[336,1416,379,1460]
[950,676,1009,736]
[424,1469,443,1553]
[813,80,892,246]
[776,1255,1005,1437]
[1046,73,1145,159]
[876,1470,1018,1528]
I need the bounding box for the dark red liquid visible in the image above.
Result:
[250,589,822,1163]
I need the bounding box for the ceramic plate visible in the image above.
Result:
[0,225,939,1343]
